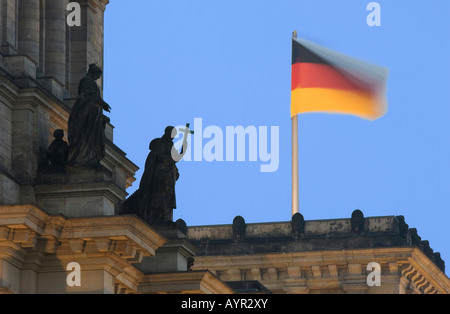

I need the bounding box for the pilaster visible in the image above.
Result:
[67,0,109,100]
[1,0,19,55]
[18,0,40,65]
[44,0,67,85]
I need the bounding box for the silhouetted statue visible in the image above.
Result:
[67,64,111,168]
[47,129,68,172]
[139,126,180,223]
[121,126,190,225]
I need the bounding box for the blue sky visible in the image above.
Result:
[103,0,450,274]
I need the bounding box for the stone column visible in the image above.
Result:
[18,0,40,65]
[67,0,108,101]
[45,0,66,85]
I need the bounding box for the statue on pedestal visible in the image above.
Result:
[67,64,111,168]
[121,125,192,225]
[139,126,180,223]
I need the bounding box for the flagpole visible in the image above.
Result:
[292,115,299,216]
[291,30,300,217]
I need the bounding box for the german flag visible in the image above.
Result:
[291,38,388,120]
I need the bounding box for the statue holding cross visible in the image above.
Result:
[120,124,193,225]
[172,123,194,162]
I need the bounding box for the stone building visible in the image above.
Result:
[188,213,449,294]
[0,0,449,294]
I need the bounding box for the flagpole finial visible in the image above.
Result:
[292,30,298,39]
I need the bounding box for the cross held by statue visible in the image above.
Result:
[179,123,194,139]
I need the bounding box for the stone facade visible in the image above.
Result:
[0,0,116,209]
[0,205,167,293]
[0,0,233,294]
[187,214,450,294]
[0,204,234,294]
[0,0,449,295]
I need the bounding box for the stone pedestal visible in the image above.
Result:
[3,55,37,79]
[136,239,197,273]
[135,223,197,273]
[36,77,64,101]
[34,130,138,219]
[35,165,127,218]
